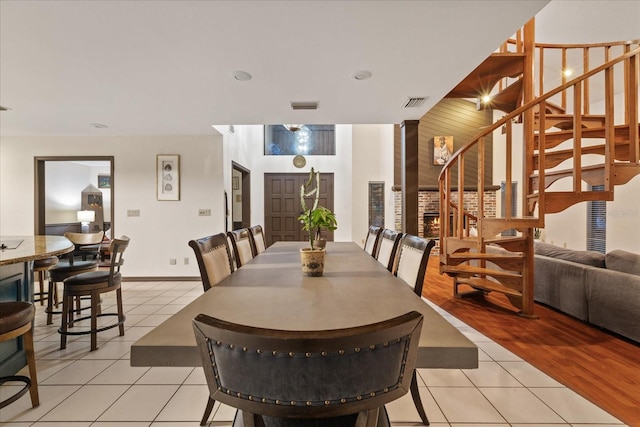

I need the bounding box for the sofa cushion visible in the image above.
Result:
[605,250,640,276]
[534,242,605,268]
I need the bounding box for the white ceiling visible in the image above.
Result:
[0,0,638,137]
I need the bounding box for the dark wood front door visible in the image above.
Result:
[264,173,334,246]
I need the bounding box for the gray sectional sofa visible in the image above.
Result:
[534,242,640,343]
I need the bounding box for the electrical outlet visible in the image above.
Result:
[127,209,140,217]
[184,257,189,265]
[198,209,211,216]
[169,258,176,265]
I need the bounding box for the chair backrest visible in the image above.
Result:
[394,235,436,297]
[193,311,423,423]
[227,229,254,267]
[189,233,235,292]
[364,225,382,257]
[64,231,105,263]
[375,229,403,272]
[107,236,130,285]
[248,225,267,255]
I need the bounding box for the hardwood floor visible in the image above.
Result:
[423,256,640,427]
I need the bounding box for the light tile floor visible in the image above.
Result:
[0,281,628,426]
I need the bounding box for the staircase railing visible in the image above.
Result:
[439,46,639,249]
[497,36,640,113]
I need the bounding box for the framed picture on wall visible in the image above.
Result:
[232,176,240,190]
[98,174,111,189]
[434,136,453,165]
[157,154,180,201]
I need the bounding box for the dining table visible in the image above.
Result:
[131,241,478,370]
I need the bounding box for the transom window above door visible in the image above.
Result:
[264,125,335,155]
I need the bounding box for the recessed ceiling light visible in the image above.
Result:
[352,70,372,80]
[232,70,252,81]
[90,123,108,128]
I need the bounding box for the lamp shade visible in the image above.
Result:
[77,210,95,224]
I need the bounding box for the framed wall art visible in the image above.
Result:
[433,136,453,165]
[157,154,180,201]
[97,174,111,189]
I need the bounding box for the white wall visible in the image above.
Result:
[351,124,396,247]
[0,134,224,277]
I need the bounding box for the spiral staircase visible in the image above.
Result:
[437,19,640,317]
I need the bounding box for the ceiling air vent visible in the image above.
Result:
[0,106,11,111]
[403,97,428,109]
[290,101,318,110]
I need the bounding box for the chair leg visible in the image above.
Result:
[116,288,125,336]
[410,370,430,425]
[46,281,55,325]
[23,326,39,407]
[60,292,70,350]
[91,291,99,351]
[201,396,215,426]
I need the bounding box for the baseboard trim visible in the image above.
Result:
[123,276,201,282]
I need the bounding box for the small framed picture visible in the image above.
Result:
[434,136,453,165]
[97,174,111,189]
[157,154,180,201]
[232,176,240,190]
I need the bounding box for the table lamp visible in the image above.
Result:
[77,210,95,233]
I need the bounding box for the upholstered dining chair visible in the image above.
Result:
[392,234,436,426]
[375,229,403,272]
[248,225,267,255]
[193,310,423,427]
[59,236,130,352]
[188,233,235,292]
[364,225,382,257]
[188,232,236,425]
[227,228,255,268]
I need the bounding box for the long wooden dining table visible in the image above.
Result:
[131,241,478,370]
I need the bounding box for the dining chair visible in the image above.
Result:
[364,225,382,257]
[248,224,267,255]
[375,229,403,272]
[188,233,235,292]
[188,232,236,425]
[392,234,436,426]
[193,310,423,427]
[227,228,255,268]
[59,236,130,352]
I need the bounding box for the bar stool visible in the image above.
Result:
[33,256,59,306]
[59,236,129,351]
[0,302,39,409]
[46,259,99,325]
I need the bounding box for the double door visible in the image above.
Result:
[264,173,334,246]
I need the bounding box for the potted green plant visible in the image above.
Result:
[297,168,336,276]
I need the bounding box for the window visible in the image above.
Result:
[264,125,335,155]
[368,182,384,227]
[587,185,606,253]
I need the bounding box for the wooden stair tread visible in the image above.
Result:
[449,251,523,260]
[534,124,639,149]
[441,264,522,279]
[536,113,607,131]
[456,276,523,297]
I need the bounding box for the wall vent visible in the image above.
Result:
[291,101,318,110]
[403,97,428,108]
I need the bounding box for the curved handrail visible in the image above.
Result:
[440,46,640,180]
[439,45,639,242]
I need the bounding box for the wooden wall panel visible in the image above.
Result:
[395,98,494,189]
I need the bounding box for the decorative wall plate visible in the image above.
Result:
[293,155,306,168]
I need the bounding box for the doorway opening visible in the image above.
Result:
[231,162,251,231]
[34,156,115,237]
